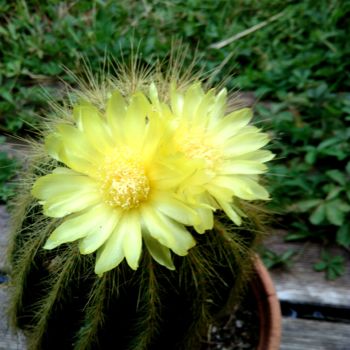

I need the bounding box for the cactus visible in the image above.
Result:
[7,57,273,350]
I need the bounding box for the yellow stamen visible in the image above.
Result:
[99,149,150,209]
[176,129,221,168]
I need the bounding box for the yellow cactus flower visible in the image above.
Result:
[151,82,274,230]
[32,79,274,275]
[32,90,199,275]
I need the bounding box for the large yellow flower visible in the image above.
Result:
[150,82,274,230]
[32,90,199,274]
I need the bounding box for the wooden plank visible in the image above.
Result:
[0,202,25,349]
[265,231,350,308]
[0,286,26,350]
[281,317,350,350]
[0,206,10,271]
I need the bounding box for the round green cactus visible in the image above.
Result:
[7,61,272,350]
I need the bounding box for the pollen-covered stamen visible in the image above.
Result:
[177,129,222,168]
[99,151,150,209]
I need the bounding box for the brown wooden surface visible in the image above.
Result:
[266,230,350,349]
[0,287,26,350]
[265,230,350,309]
[281,318,350,350]
[0,205,26,350]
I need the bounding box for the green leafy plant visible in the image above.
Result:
[0,138,18,202]
[314,250,345,280]
[261,248,295,269]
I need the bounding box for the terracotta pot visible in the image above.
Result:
[252,256,281,350]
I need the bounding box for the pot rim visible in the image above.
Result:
[252,255,281,350]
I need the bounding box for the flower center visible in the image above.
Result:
[99,150,150,210]
[177,129,221,168]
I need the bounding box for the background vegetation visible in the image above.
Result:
[1,0,349,278]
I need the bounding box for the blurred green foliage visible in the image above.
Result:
[261,248,296,270]
[0,0,349,276]
[0,137,18,201]
[314,250,345,280]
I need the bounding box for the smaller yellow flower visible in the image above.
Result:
[152,82,274,230]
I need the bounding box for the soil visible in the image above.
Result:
[201,289,259,350]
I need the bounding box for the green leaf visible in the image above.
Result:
[326,170,346,186]
[310,204,326,225]
[332,255,345,265]
[321,250,331,261]
[314,251,345,280]
[262,258,275,269]
[327,267,337,280]
[296,199,321,212]
[281,249,296,261]
[260,248,294,269]
[318,138,340,150]
[314,262,326,271]
[336,224,350,248]
[337,200,350,212]
[0,90,13,103]
[325,201,345,226]
[326,186,343,200]
[305,149,317,165]
[345,161,350,175]
[285,232,311,241]
[327,263,345,280]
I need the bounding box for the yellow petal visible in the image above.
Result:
[122,211,142,270]
[141,206,196,256]
[44,204,111,249]
[194,206,214,234]
[217,199,242,226]
[44,133,63,161]
[232,150,275,163]
[193,89,216,126]
[143,231,175,270]
[219,160,268,175]
[213,176,270,200]
[94,218,126,275]
[52,124,100,174]
[79,208,121,254]
[42,191,100,218]
[74,104,114,153]
[225,132,270,157]
[52,167,80,175]
[170,83,184,116]
[208,177,239,197]
[212,108,253,141]
[208,88,227,126]
[106,90,127,136]
[149,82,160,108]
[153,192,199,226]
[32,172,98,201]
[148,161,189,190]
[56,124,100,159]
[183,83,204,121]
[139,114,165,162]
[124,92,151,148]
